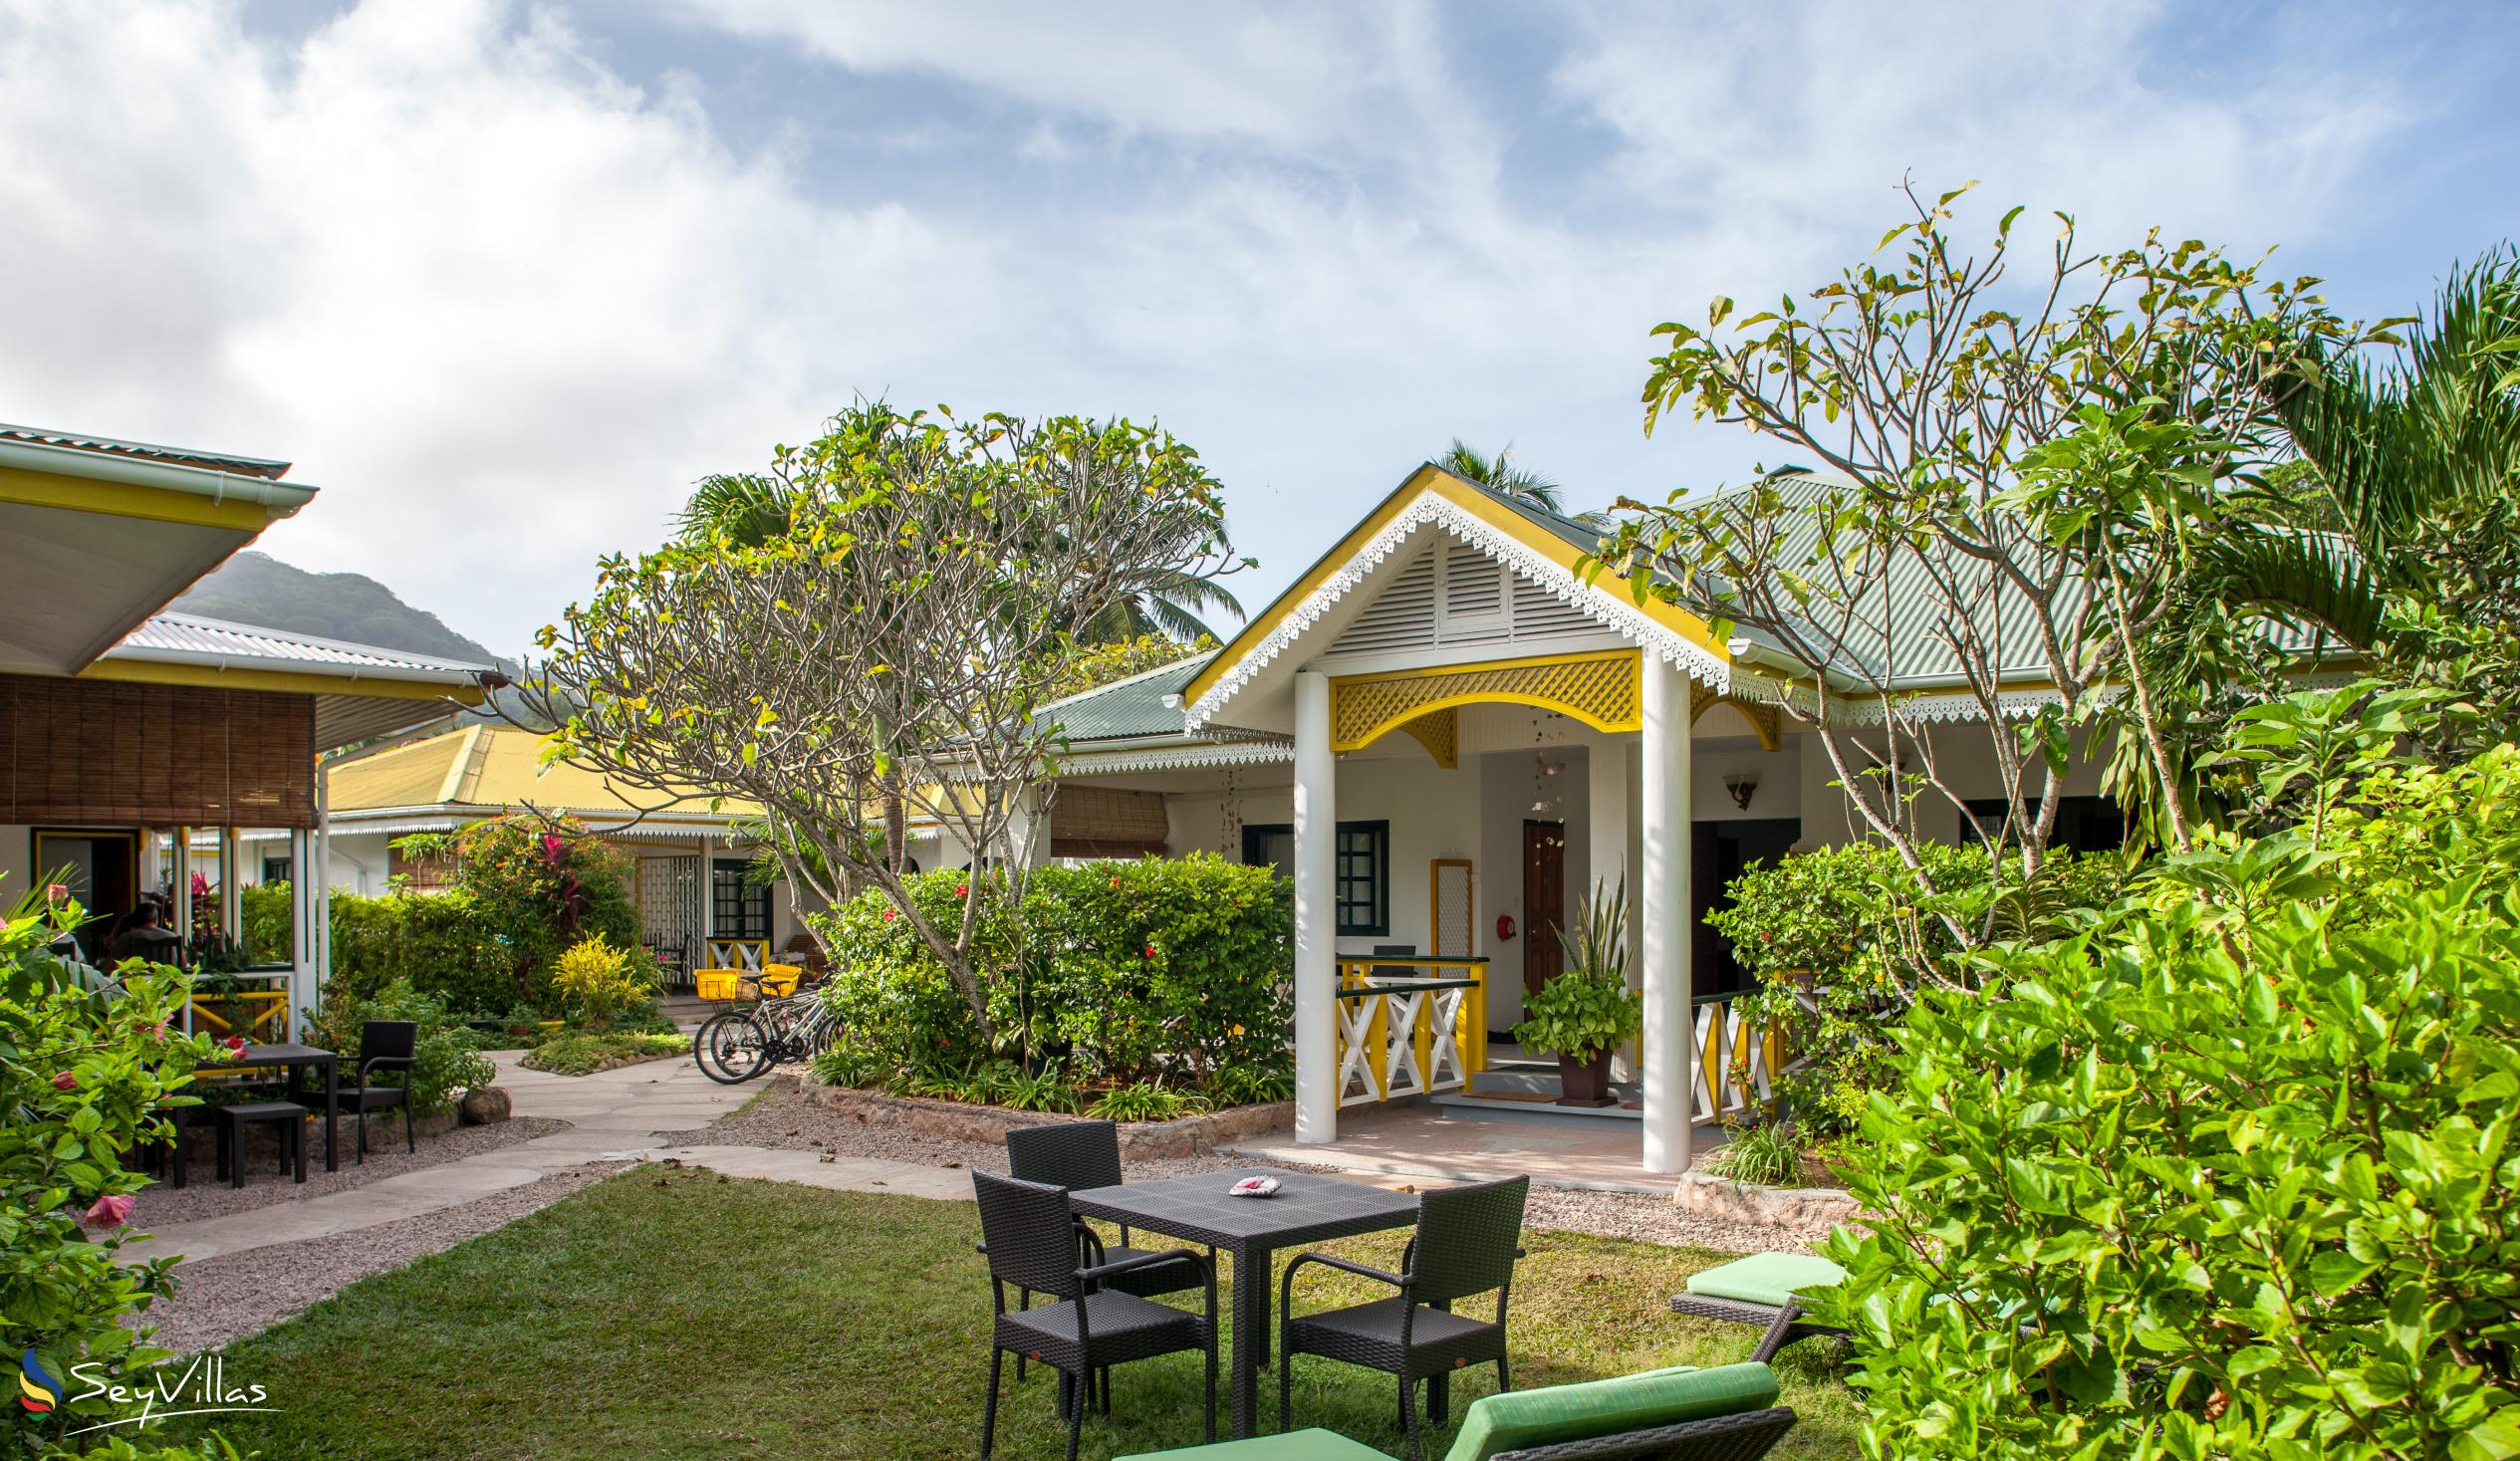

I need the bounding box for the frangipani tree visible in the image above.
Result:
[514,404,1242,1039]
[1595,181,2359,971]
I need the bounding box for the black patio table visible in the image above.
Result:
[1068,1167,1421,1438]
[229,1043,343,1174]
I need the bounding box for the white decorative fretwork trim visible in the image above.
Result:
[1051,741,1294,778]
[1183,491,1732,732]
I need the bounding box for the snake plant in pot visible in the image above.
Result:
[1510,878,1640,1106]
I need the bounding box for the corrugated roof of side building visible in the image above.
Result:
[1035,652,1215,743]
[113,612,494,678]
[0,422,293,479]
[326,728,476,810]
[326,724,762,819]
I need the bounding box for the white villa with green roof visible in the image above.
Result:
[1014,462,2140,1174]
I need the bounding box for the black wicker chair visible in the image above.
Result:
[1006,1119,1207,1301]
[346,1020,417,1162]
[1279,1173,1531,1461]
[973,1170,1218,1461]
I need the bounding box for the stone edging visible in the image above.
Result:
[799,1079,1293,1161]
[1670,1170,1862,1231]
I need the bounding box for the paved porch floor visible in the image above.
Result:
[1224,1101,1717,1196]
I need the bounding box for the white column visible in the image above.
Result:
[173,828,193,939]
[1293,671,1338,1144]
[699,833,717,959]
[289,829,313,1041]
[1640,655,1695,1174]
[219,828,241,941]
[316,758,334,1029]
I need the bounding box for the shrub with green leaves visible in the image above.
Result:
[1712,841,2126,1131]
[305,979,496,1117]
[1089,1080,1208,1123]
[1821,755,2520,1458]
[3,892,215,1455]
[326,887,511,1014]
[814,854,1291,1097]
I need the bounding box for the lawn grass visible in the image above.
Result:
[170,1170,1861,1460]
[518,1030,691,1076]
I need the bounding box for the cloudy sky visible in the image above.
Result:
[4,1,2514,656]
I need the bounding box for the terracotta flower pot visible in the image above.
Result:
[1555,1051,1618,1107]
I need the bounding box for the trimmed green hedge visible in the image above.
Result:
[813,853,1291,1092]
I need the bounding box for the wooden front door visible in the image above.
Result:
[1521,820,1566,996]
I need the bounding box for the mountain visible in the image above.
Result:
[173,552,503,664]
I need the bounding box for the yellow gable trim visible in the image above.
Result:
[79,657,487,703]
[1184,465,1727,710]
[0,464,285,532]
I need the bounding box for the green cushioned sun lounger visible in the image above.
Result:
[1121,1362,1795,1461]
[1669,1254,1848,1363]
[1120,1428,1395,1461]
[1444,1361,1783,1461]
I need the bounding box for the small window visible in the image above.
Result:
[712,857,772,940]
[1961,796,2125,854]
[261,856,293,884]
[1241,820,1388,936]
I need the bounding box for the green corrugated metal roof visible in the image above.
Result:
[1037,652,1215,743]
[1689,470,2327,687]
[0,421,293,479]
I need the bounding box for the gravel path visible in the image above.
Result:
[135,1162,633,1352]
[659,1086,1829,1254]
[133,1117,573,1229]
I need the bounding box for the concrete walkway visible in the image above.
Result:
[1228,1102,1700,1195]
[126,1052,969,1265]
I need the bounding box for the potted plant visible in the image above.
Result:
[1510,878,1640,1107]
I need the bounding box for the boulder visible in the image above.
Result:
[458,1085,514,1125]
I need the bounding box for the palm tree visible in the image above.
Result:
[2212,253,2520,677]
[1437,439,1614,529]
[1070,571,1243,643]
[674,471,793,548]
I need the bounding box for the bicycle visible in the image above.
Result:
[693,971,838,1084]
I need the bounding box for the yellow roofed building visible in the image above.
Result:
[220,723,871,974]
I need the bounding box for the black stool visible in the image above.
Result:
[215,1101,308,1188]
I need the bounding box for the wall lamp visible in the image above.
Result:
[1723,772,1759,811]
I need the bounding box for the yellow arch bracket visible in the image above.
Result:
[1332,649,1641,754]
[1691,684,1783,752]
[1331,648,1783,758]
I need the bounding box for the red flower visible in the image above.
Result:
[84,1194,135,1229]
[46,881,69,902]
[882,907,898,923]
[53,1071,77,1091]
[1109,876,1120,887]
[955,882,970,897]
[225,1036,247,1059]
[1143,944,1157,959]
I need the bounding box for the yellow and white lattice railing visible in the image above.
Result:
[1332,957,1490,1108]
[183,973,293,1042]
[705,938,773,973]
[1689,991,1789,1127]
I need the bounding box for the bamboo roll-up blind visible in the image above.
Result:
[0,673,317,828]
